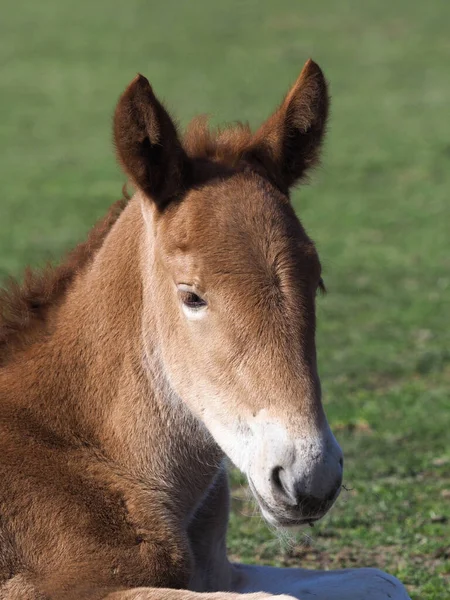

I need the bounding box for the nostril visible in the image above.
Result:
[271,466,284,493]
[339,456,344,468]
[270,466,298,505]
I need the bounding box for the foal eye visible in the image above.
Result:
[181,291,206,309]
[178,287,207,311]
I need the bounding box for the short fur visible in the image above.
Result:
[0,199,127,366]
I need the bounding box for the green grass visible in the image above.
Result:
[1,1,449,598]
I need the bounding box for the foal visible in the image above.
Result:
[0,60,410,600]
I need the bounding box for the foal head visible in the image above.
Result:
[114,59,343,527]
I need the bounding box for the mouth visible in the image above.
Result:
[248,478,325,528]
[273,515,320,527]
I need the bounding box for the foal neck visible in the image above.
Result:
[14,197,222,521]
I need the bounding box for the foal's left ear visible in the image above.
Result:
[113,74,187,207]
[248,59,329,192]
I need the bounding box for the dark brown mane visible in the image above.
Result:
[0,197,127,364]
[183,116,253,165]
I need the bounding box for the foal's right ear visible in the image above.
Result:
[113,75,187,207]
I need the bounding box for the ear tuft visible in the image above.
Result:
[113,75,187,207]
[248,59,330,192]
[286,59,329,134]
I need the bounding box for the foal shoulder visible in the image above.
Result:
[0,430,191,595]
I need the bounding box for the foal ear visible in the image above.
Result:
[113,75,187,206]
[249,59,329,192]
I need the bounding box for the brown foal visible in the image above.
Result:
[0,60,410,600]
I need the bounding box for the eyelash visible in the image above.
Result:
[179,290,207,310]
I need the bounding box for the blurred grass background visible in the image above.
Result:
[1,1,449,598]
